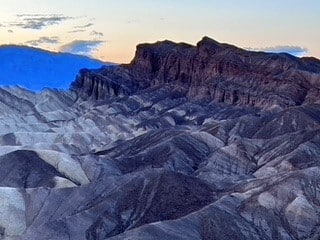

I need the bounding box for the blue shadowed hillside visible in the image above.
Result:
[0,45,108,91]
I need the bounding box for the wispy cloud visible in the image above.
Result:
[59,40,104,57]
[16,14,50,17]
[7,29,13,33]
[25,36,60,46]
[90,30,104,38]
[10,14,73,30]
[249,46,308,57]
[74,23,94,29]
[68,29,86,33]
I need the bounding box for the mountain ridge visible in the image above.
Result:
[72,36,320,109]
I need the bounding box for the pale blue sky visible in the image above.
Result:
[0,0,319,63]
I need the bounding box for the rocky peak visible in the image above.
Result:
[196,36,233,55]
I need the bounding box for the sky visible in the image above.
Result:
[0,0,319,63]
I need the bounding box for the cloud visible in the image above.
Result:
[90,31,104,38]
[59,40,104,57]
[25,36,60,46]
[74,23,94,29]
[68,29,86,33]
[249,46,308,57]
[7,29,13,33]
[16,14,48,17]
[10,14,73,30]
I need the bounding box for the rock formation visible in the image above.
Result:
[0,37,320,239]
[74,36,320,108]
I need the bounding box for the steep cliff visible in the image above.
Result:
[73,36,320,108]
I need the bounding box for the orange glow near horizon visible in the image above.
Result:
[0,0,319,63]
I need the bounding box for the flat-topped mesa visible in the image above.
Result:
[72,36,320,108]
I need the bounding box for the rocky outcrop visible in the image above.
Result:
[73,37,320,108]
[72,68,137,101]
